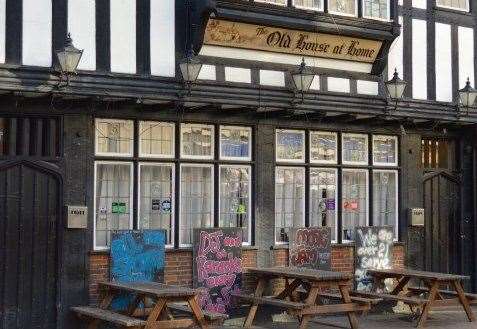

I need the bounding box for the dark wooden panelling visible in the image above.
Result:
[136,0,151,76]
[96,0,111,72]
[5,0,22,64]
[52,0,68,70]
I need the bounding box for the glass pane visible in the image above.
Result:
[373,171,397,237]
[293,0,323,9]
[180,165,213,245]
[96,119,133,155]
[139,122,174,157]
[328,0,356,15]
[437,0,467,10]
[342,170,368,241]
[139,165,174,245]
[310,169,337,241]
[220,166,251,244]
[276,130,305,162]
[220,126,251,159]
[310,132,337,163]
[275,167,305,243]
[363,0,388,19]
[342,134,368,164]
[373,135,397,165]
[181,124,214,158]
[95,163,132,248]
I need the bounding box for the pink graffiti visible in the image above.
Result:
[224,235,242,247]
[291,248,317,266]
[198,231,223,257]
[205,273,236,289]
[295,228,330,249]
[196,256,242,282]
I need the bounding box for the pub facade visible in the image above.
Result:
[0,0,476,328]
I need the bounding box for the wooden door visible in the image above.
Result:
[423,170,461,275]
[0,162,60,329]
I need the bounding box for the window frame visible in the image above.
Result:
[93,160,134,251]
[362,0,391,21]
[310,131,338,164]
[276,129,306,163]
[292,0,324,11]
[342,133,369,166]
[179,163,215,248]
[372,135,399,167]
[138,121,175,159]
[180,123,215,160]
[137,162,176,248]
[328,0,359,17]
[218,164,253,246]
[219,125,253,161]
[95,118,134,157]
[274,166,306,245]
[254,0,287,6]
[372,169,399,241]
[435,0,469,12]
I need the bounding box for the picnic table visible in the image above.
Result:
[71,281,227,329]
[232,266,377,329]
[353,268,477,327]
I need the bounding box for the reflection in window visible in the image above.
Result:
[139,164,174,245]
[139,121,174,157]
[95,163,132,248]
[180,165,213,245]
[293,0,324,10]
[220,166,251,244]
[275,167,305,243]
[95,119,133,156]
[328,0,356,15]
[276,130,305,162]
[373,135,397,165]
[181,124,214,159]
[342,133,368,164]
[310,132,337,163]
[373,171,398,237]
[342,169,368,241]
[310,169,337,241]
[436,0,468,11]
[363,0,389,19]
[220,126,252,160]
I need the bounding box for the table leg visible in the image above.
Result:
[276,278,303,300]
[145,299,166,329]
[88,290,116,329]
[298,284,321,329]
[391,276,411,295]
[451,280,476,322]
[416,280,439,328]
[244,277,266,328]
[188,296,209,329]
[339,284,359,329]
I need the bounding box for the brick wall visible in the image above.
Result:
[89,244,406,304]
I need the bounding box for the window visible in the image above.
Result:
[363,0,389,20]
[180,123,214,159]
[275,167,305,243]
[373,135,398,166]
[293,0,324,10]
[220,126,252,161]
[95,119,133,156]
[342,169,368,242]
[436,0,469,11]
[254,0,287,5]
[219,165,252,244]
[138,164,174,245]
[310,131,337,164]
[342,133,368,165]
[328,0,357,16]
[373,170,398,238]
[139,121,175,158]
[276,129,305,162]
[310,168,337,241]
[180,164,214,246]
[94,162,133,249]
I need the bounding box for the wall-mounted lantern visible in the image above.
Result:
[457,78,477,116]
[291,58,315,101]
[179,50,203,94]
[55,33,83,86]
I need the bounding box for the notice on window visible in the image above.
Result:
[112,202,127,214]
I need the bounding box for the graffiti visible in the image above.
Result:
[193,228,243,314]
[110,230,166,310]
[289,227,332,270]
[355,226,394,292]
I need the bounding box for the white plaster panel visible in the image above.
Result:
[225,67,251,83]
[198,64,216,80]
[357,80,379,95]
[68,0,96,70]
[150,0,175,77]
[412,0,426,9]
[22,0,52,67]
[412,19,427,100]
[110,0,136,74]
[0,0,5,63]
[458,26,475,89]
[327,77,350,93]
[310,75,320,90]
[260,70,285,87]
[388,16,403,80]
[435,23,453,102]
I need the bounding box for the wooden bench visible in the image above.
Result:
[72,306,146,328]
[316,292,382,305]
[351,291,427,306]
[167,303,229,323]
[407,286,477,304]
[231,292,306,309]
